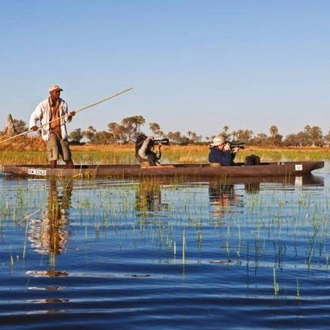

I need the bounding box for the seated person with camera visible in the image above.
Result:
[135,134,162,166]
[208,136,240,166]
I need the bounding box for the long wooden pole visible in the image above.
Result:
[0,87,134,145]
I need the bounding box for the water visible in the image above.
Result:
[0,162,330,329]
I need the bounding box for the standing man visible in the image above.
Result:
[30,85,76,168]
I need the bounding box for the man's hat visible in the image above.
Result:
[49,85,63,93]
[211,136,225,146]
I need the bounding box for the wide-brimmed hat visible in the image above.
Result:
[211,136,225,146]
[49,85,63,93]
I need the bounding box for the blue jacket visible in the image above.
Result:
[208,147,236,166]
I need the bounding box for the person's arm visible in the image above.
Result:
[219,151,233,166]
[138,137,153,159]
[29,102,43,131]
[230,146,240,164]
[209,148,232,166]
[62,100,75,123]
[154,143,162,160]
[231,152,236,163]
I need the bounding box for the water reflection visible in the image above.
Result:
[1,170,329,328]
[208,182,243,222]
[206,174,324,188]
[208,175,323,222]
[28,179,72,276]
[135,180,163,217]
[244,182,260,194]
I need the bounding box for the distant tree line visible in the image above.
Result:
[4,115,330,147]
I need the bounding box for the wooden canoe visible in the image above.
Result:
[0,161,324,179]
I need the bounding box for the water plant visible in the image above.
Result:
[273,267,279,295]
[296,278,300,299]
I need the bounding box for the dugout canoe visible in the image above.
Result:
[0,161,324,179]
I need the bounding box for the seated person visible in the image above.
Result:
[208,136,240,166]
[135,134,162,166]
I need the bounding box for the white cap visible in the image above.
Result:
[211,136,225,146]
[49,85,63,93]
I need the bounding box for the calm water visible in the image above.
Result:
[1,161,330,330]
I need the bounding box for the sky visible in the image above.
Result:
[1,0,330,140]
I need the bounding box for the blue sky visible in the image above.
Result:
[1,0,329,140]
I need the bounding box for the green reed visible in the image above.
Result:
[0,145,329,165]
[273,267,280,295]
[73,150,135,164]
[296,278,300,299]
[164,146,330,163]
[244,148,330,162]
[0,151,47,165]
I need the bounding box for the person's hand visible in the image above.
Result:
[232,146,240,153]
[68,111,76,119]
[223,143,231,151]
[31,126,38,132]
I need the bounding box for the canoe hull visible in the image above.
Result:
[1,161,324,179]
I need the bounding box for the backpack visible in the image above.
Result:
[244,154,260,166]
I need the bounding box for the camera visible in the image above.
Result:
[152,138,170,146]
[226,141,245,150]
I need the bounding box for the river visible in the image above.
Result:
[0,161,329,329]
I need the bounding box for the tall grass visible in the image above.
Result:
[0,144,328,165]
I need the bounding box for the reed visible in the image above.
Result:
[0,144,329,165]
[273,267,280,295]
[296,278,300,299]
[182,227,186,264]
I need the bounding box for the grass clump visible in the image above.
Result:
[0,137,328,165]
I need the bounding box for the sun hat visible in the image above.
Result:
[211,136,225,146]
[49,85,63,93]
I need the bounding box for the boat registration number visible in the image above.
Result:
[28,168,47,176]
[295,164,303,171]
